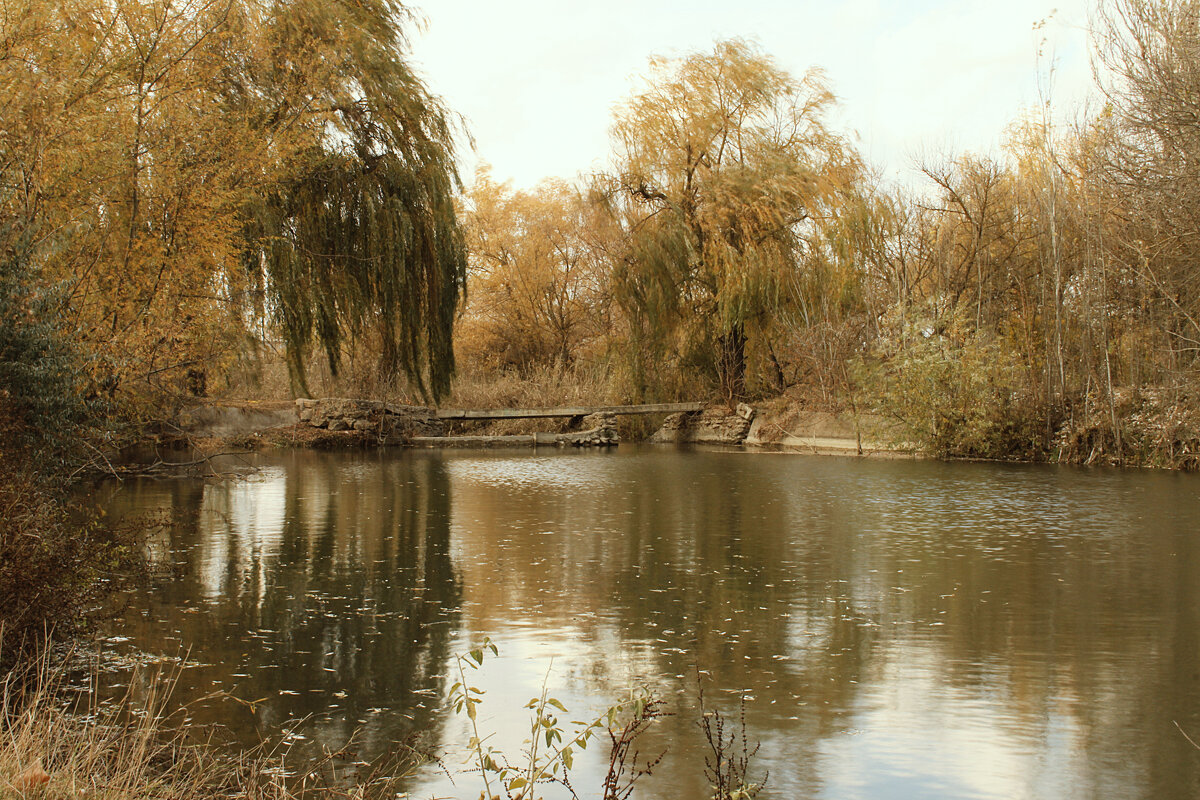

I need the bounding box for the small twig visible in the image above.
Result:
[71,438,120,482]
[1175,720,1200,750]
[144,452,253,468]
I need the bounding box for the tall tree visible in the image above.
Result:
[604,39,859,400]
[1,0,261,410]
[241,0,466,400]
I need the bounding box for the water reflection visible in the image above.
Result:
[104,453,461,765]
[100,449,1200,799]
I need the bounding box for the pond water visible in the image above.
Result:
[95,446,1200,799]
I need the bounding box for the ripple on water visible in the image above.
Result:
[445,453,619,490]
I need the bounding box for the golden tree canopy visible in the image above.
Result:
[606,38,860,399]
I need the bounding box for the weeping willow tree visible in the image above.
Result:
[604,39,859,401]
[242,0,466,400]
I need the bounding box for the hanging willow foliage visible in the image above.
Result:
[242,0,466,400]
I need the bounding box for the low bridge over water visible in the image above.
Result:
[434,402,705,421]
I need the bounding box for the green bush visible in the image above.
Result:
[0,231,95,467]
[859,308,1050,460]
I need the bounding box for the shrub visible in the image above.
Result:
[859,307,1051,460]
[0,231,126,665]
[0,229,100,470]
[1056,387,1200,469]
[0,478,139,668]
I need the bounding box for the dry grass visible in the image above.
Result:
[443,362,631,436]
[446,361,623,409]
[2,656,232,800]
[0,647,427,800]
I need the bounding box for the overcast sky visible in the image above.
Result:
[407,1,1097,190]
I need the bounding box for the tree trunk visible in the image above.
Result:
[379,323,401,387]
[766,339,787,394]
[717,324,747,402]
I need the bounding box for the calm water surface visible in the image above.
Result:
[95,447,1200,799]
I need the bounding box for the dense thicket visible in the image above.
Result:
[458,168,611,371]
[0,221,129,657]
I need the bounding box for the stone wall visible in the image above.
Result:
[295,398,444,441]
[411,410,619,448]
[565,411,618,446]
[742,404,902,454]
[649,404,755,444]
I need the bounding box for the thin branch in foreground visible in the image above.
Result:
[1175,720,1200,751]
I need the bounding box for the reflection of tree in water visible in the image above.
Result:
[447,450,876,797]
[601,453,874,797]
[830,464,1200,799]
[105,451,461,770]
[674,460,1200,797]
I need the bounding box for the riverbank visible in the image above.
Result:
[154,387,1200,472]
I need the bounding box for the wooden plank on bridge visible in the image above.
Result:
[435,402,705,421]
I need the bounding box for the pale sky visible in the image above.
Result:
[407,1,1096,190]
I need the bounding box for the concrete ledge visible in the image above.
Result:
[436,402,703,420]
